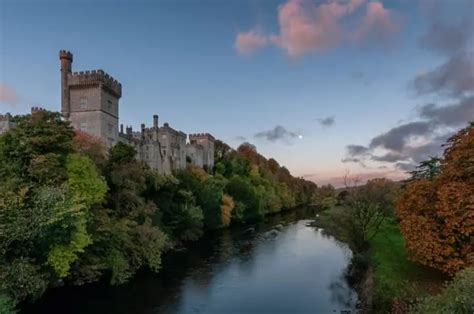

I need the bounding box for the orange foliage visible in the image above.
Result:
[72,130,107,166]
[396,125,474,274]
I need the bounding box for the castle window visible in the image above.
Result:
[107,100,112,110]
[80,122,87,132]
[80,98,87,109]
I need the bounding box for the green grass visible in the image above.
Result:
[316,207,446,311]
[369,218,445,310]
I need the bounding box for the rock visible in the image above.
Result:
[243,227,255,234]
[274,224,284,231]
[264,229,280,238]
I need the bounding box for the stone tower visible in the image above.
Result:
[59,49,122,147]
[59,50,73,118]
[189,133,215,170]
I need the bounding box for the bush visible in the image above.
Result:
[413,267,474,313]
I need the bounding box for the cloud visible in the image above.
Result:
[234,136,247,142]
[234,30,269,55]
[413,52,474,97]
[317,116,335,126]
[342,157,361,163]
[395,162,415,172]
[0,83,21,105]
[342,1,473,174]
[369,121,432,151]
[346,144,370,156]
[371,152,409,162]
[354,1,400,43]
[254,125,298,142]
[418,96,474,127]
[419,17,472,56]
[413,14,474,97]
[235,0,401,58]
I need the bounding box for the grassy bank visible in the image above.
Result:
[317,206,445,312]
[368,218,445,311]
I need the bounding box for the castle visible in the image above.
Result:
[0,50,215,175]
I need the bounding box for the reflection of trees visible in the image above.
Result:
[328,273,358,311]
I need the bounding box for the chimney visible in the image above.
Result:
[153,114,159,128]
[120,124,124,134]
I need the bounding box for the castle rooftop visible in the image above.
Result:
[68,69,122,98]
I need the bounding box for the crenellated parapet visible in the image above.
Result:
[68,69,122,98]
[161,122,187,138]
[189,132,215,142]
[31,106,46,114]
[59,49,73,62]
[0,112,12,122]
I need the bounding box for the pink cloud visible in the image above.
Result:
[354,1,400,42]
[271,0,365,57]
[235,0,400,58]
[0,83,21,106]
[234,30,268,55]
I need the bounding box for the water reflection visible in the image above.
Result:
[23,208,357,314]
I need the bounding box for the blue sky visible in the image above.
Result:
[1,0,473,186]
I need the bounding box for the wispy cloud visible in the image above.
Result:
[317,116,335,127]
[235,0,401,58]
[0,83,21,106]
[234,30,268,55]
[234,135,247,142]
[254,125,298,143]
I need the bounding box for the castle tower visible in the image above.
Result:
[59,50,73,117]
[188,133,215,171]
[59,49,122,147]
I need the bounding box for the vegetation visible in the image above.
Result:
[397,124,474,275]
[368,218,443,311]
[413,267,474,313]
[0,110,317,312]
[317,123,474,312]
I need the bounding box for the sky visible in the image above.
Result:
[1,0,473,186]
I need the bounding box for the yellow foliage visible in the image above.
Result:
[220,194,235,227]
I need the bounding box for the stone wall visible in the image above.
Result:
[0,113,16,135]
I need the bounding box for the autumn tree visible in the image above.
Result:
[396,124,474,274]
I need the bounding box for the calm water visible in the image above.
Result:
[23,208,357,314]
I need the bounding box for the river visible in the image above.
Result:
[22,208,358,314]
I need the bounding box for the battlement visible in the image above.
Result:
[68,69,122,98]
[0,113,12,122]
[189,133,215,141]
[160,122,186,138]
[31,106,46,114]
[59,49,73,61]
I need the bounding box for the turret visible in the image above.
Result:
[60,50,73,117]
[153,115,159,129]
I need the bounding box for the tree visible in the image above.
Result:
[220,194,234,227]
[0,110,105,307]
[397,124,474,274]
[72,130,107,168]
[409,157,441,180]
[330,176,395,252]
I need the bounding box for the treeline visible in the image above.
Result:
[0,110,317,312]
[317,122,473,312]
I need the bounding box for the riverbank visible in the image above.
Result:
[315,206,445,313]
[22,207,357,313]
